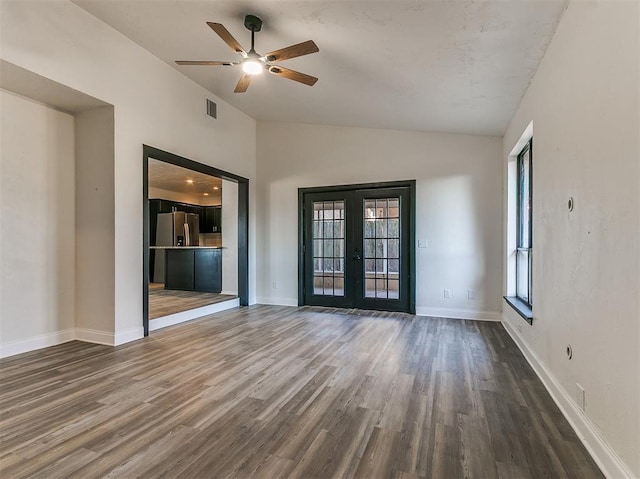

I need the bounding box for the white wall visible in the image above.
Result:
[221,180,238,295]
[75,106,115,343]
[0,1,257,346]
[256,122,502,316]
[502,1,639,477]
[0,90,76,355]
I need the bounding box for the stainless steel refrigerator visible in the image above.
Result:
[153,212,200,283]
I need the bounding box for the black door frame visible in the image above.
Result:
[298,180,416,314]
[142,145,249,336]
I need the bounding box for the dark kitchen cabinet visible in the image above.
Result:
[194,249,222,292]
[151,199,176,214]
[164,248,222,293]
[165,249,195,290]
[203,206,222,234]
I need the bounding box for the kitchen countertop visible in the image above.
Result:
[150,246,223,249]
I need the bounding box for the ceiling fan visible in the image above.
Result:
[176,15,319,93]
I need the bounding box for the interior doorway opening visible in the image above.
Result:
[143,146,249,336]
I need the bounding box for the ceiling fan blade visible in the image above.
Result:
[268,66,318,86]
[175,61,238,66]
[264,40,319,63]
[234,74,252,93]
[207,22,247,57]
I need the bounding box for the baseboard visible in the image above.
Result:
[75,328,115,346]
[2,326,145,352]
[0,328,75,358]
[501,318,635,479]
[149,298,240,332]
[256,297,299,307]
[114,327,144,346]
[415,306,502,321]
[220,290,238,296]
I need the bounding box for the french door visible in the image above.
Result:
[300,183,414,313]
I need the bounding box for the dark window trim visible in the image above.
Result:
[298,180,416,314]
[142,145,249,336]
[516,138,533,308]
[504,296,533,324]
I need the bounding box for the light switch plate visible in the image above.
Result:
[418,240,428,248]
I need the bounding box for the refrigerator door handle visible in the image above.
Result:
[184,222,190,246]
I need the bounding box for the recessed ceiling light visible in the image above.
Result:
[203,193,209,196]
[186,179,194,184]
[213,186,219,190]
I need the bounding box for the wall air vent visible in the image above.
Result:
[206,98,217,119]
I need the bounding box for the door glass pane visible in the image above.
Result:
[388,280,399,299]
[362,196,401,301]
[388,259,399,274]
[388,239,399,259]
[324,276,334,295]
[364,239,375,257]
[365,278,376,298]
[388,219,399,238]
[388,199,399,217]
[312,200,345,297]
[365,259,375,274]
[323,239,334,257]
[313,274,323,295]
[375,259,386,277]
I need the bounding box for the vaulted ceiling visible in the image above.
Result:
[73,0,567,136]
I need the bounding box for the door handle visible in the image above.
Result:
[184,223,190,246]
[352,252,362,261]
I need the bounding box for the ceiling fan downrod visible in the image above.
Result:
[244,14,262,54]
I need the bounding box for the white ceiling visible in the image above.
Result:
[73,0,567,136]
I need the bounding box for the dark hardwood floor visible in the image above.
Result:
[0,305,602,478]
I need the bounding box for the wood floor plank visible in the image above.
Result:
[0,305,604,478]
[148,289,236,319]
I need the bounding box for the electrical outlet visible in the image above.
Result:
[576,383,585,411]
[418,239,428,248]
[468,289,475,300]
[444,289,451,299]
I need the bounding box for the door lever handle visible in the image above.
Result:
[352,252,362,261]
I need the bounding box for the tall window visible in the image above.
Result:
[516,139,533,306]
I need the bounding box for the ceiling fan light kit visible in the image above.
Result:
[242,56,263,75]
[176,14,319,93]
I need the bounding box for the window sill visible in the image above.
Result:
[504,296,533,324]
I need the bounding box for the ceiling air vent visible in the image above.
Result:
[206,99,217,119]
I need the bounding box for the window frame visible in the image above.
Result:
[516,138,533,308]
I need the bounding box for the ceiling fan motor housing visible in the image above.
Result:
[244,14,262,32]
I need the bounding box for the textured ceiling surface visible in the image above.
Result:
[74,0,567,136]
[149,159,222,203]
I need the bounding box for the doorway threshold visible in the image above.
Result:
[149,298,240,332]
